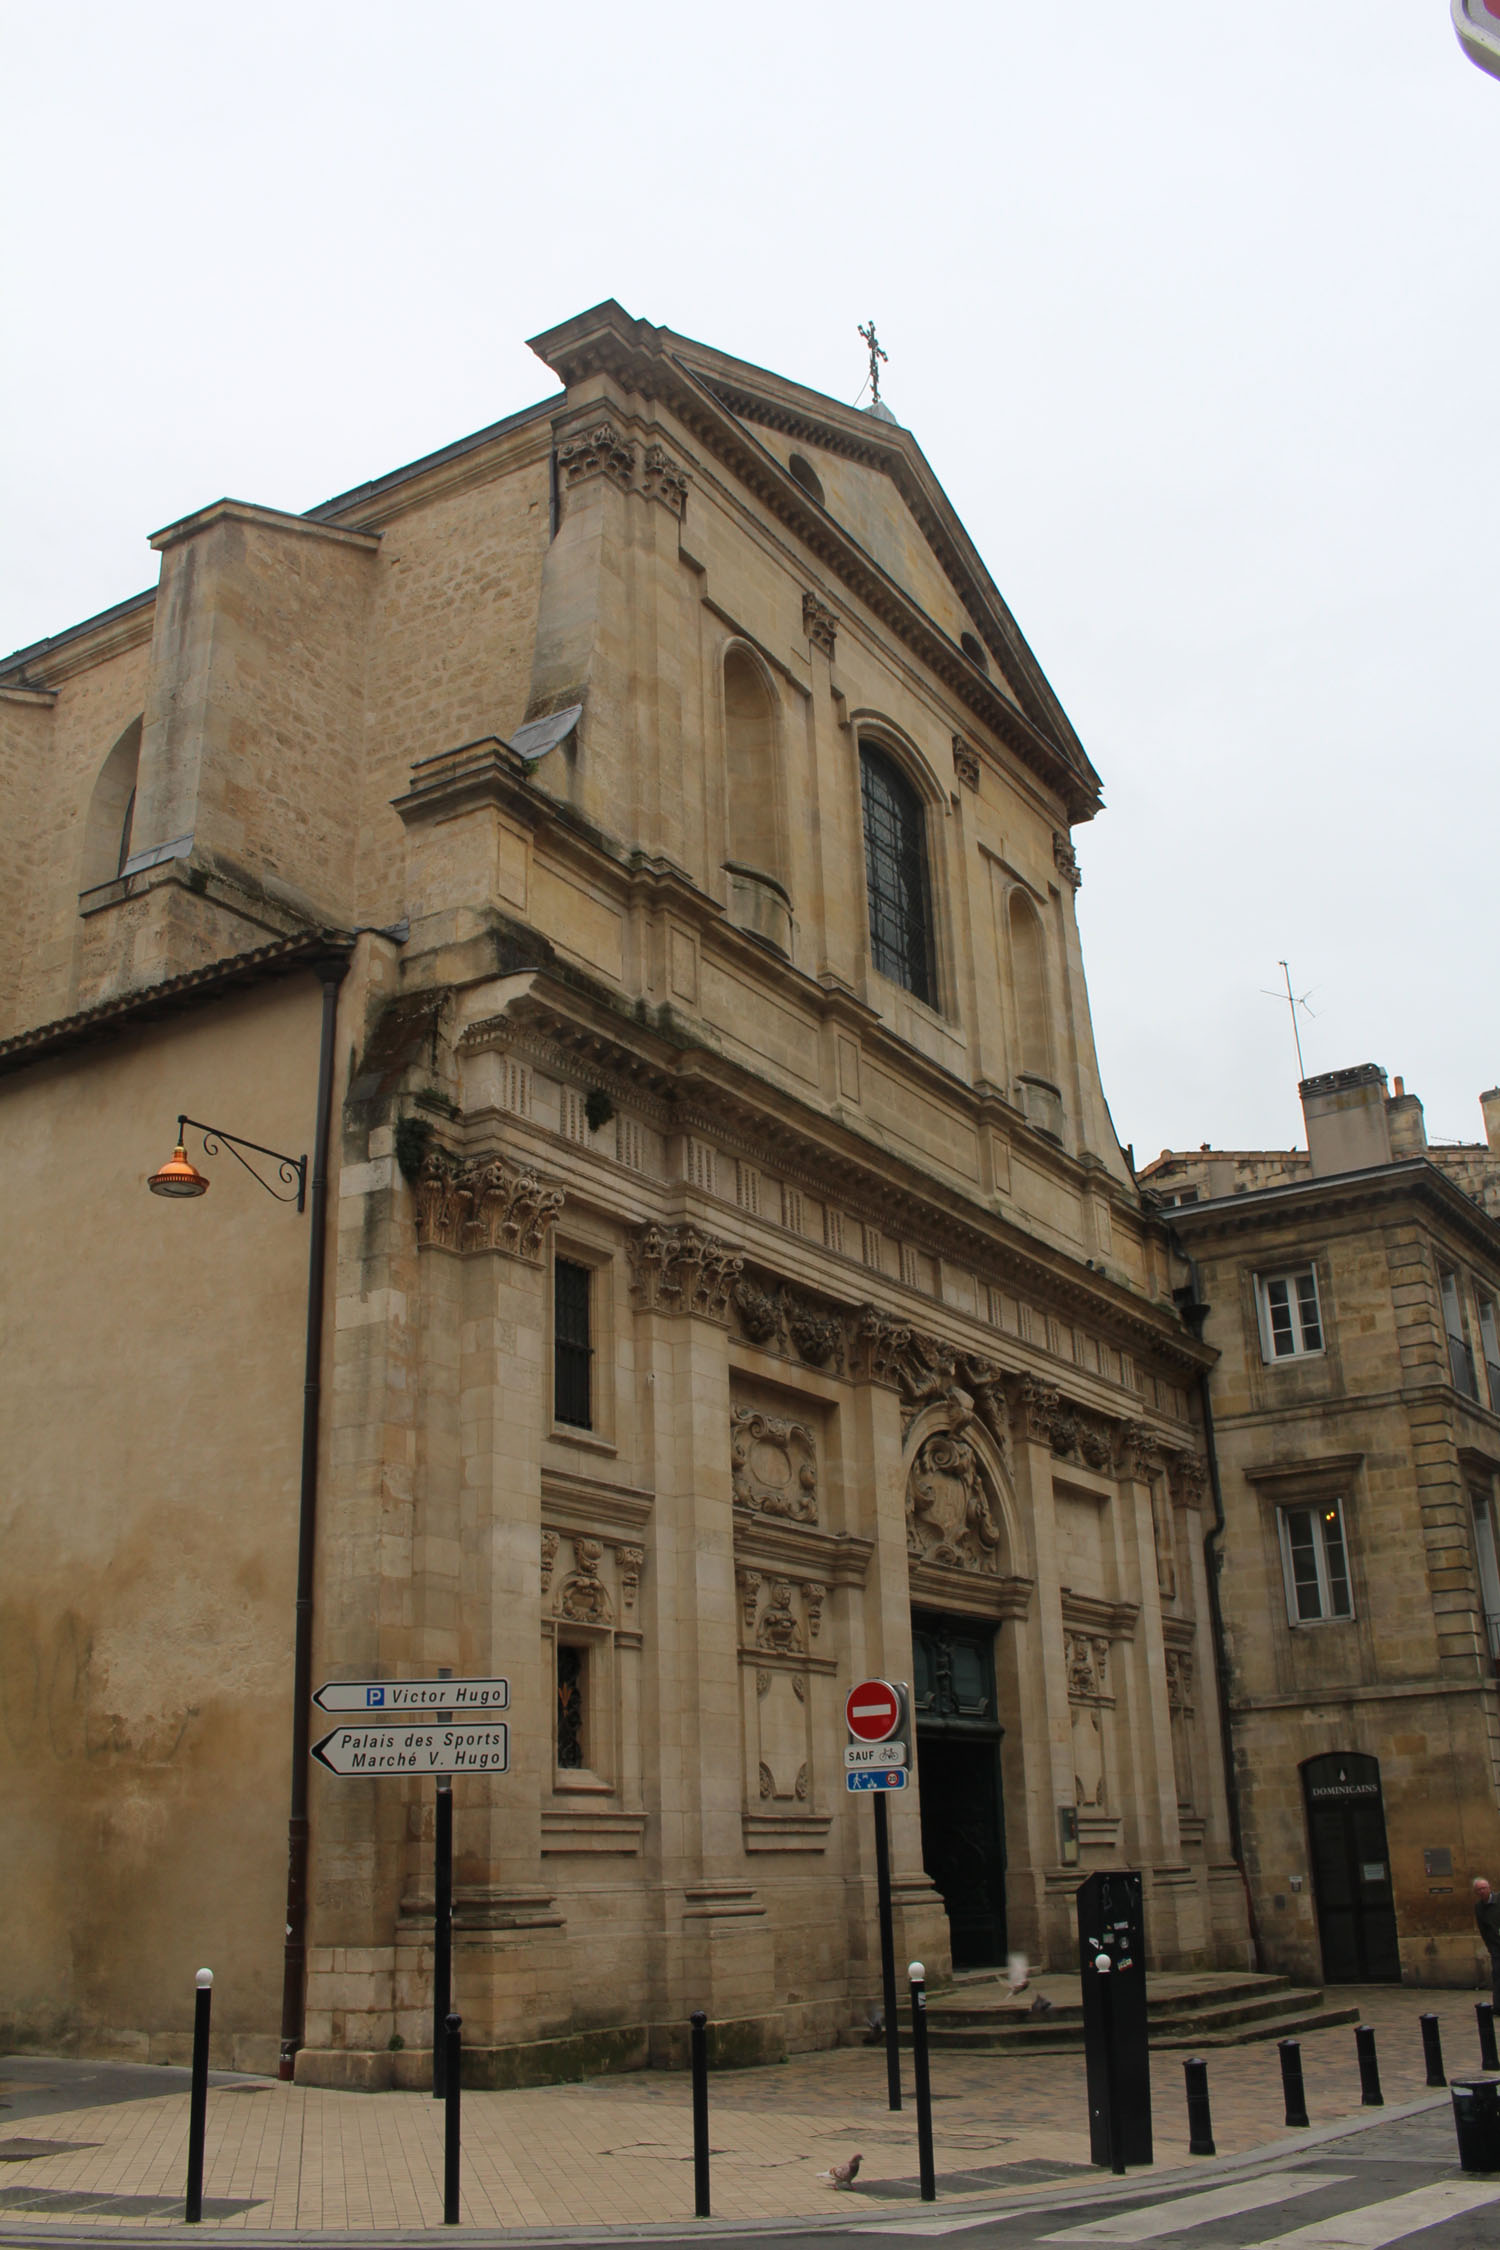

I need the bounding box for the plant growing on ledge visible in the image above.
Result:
[394,1114,435,1182]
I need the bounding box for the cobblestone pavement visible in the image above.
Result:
[0,1985,1490,2235]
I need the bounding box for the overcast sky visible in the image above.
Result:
[5,4,1495,1163]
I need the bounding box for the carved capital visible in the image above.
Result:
[802,590,838,656]
[1053,830,1082,890]
[642,442,688,515]
[1118,1419,1166,1482]
[1167,1449,1210,1508]
[628,1222,743,1320]
[1008,1372,1063,1446]
[854,1304,913,1386]
[414,1149,564,1259]
[952,735,980,791]
[558,421,635,490]
[618,1546,644,1612]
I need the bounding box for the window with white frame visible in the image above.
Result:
[1256,1267,1324,1361]
[1278,1501,1353,1623]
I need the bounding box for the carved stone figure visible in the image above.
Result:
[540,1529,559,1595]
[1065,1632,1111,1701]
[755,1579,803,1653]
[557,1537,612,1624]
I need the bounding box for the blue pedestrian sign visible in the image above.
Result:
[846,1766,908,1792]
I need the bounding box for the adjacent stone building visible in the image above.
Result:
[1143,1069,1500,1991]
[0,303,1247,2085]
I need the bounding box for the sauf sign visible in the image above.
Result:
[1454,0,1500,79]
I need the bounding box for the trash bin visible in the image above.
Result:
[1450,2079,1500,2173]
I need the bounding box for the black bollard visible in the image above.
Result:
[691,2010,711,2219]
[909,1963,936,2203]
[1420,2013,1446,2089]
[1183,2057,1215,2156]
[184,1968,213,2223]
[1279,2038,1309,2129]
[443,2012,461,2225]
[1355,2024,1383,2107]
[1479,2003,1500,2074]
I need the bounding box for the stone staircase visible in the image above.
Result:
[904,1969,1361,2054]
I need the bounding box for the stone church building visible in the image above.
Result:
[0,303,1246,2084]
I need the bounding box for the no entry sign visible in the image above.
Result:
[846,1678,903,1743]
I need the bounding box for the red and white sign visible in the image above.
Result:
[846,1678,902,1743]
[1454,0,1500,80]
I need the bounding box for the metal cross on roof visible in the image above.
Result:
[858,320,888,406]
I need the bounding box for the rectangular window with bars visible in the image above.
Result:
[553,1258,593,1429]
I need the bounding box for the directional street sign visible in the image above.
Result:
[845,1679,903,1743]
[313,1677,509,1713]
[845,1742,908,1769]
[311,1722,510,1776]
[846,1767,908,1792]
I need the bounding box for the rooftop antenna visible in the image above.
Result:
[857,320,888,408]
[1261,960,1316,1082]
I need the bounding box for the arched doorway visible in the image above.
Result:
[912,1611,1007,1968]
[1301,1752,1401,1982]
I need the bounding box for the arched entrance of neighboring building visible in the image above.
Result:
[1301,1752,1401,1983]
[912,1611,1007,1968]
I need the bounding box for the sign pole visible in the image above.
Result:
[873,1791,902,2112]
[432,1780,453,2097]
[433,1669,453,2099]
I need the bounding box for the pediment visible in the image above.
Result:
[528,302,1101,819]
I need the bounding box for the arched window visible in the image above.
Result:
[723,648,790,951]
[1007,890,1053,1080]
[81,717,142,893]
[860,741,933,1004]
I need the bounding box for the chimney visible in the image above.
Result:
[1386,1074,1428,1158]
[1300,1064,1392,1178]
[1482,1087,1500,1157]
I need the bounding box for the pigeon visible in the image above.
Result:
[1006,1951,1030,1994]
[1029,1993,1053,2016]
[863,2008,885,2044]
[816,2153,863,2188]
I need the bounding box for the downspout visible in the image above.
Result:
[1170,1230,1263,1972]
[278,952,349,2079]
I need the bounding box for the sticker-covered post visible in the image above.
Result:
[846,1677,911,2113]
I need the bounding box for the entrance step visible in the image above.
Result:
[900,1969,1361,2054]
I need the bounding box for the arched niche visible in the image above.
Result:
[80,717,142,894]
[1007,888,1063,1138]
[722,645,791,952]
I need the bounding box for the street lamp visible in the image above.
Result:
[144,949,348,2081]
[148,1115,307,1209]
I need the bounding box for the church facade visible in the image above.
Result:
[0,304,1246,2085]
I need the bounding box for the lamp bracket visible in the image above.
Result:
[177,1115,308,1212]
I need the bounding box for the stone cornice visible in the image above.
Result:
[0,588,156,688]
[1167,1159,1500,1270]
[494,982,1203,1377]
[149,497,382,556]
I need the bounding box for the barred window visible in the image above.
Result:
[554,1258,593,1428]
[860,743,933,1004]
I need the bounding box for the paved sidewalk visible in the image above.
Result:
[0,1985,1488,2237]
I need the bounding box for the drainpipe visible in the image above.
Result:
[1169,1233,1263,1972]
[278,953,349,2079]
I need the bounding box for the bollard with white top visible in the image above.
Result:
[185,1969,213,2224]
[908,1962,936,2202]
